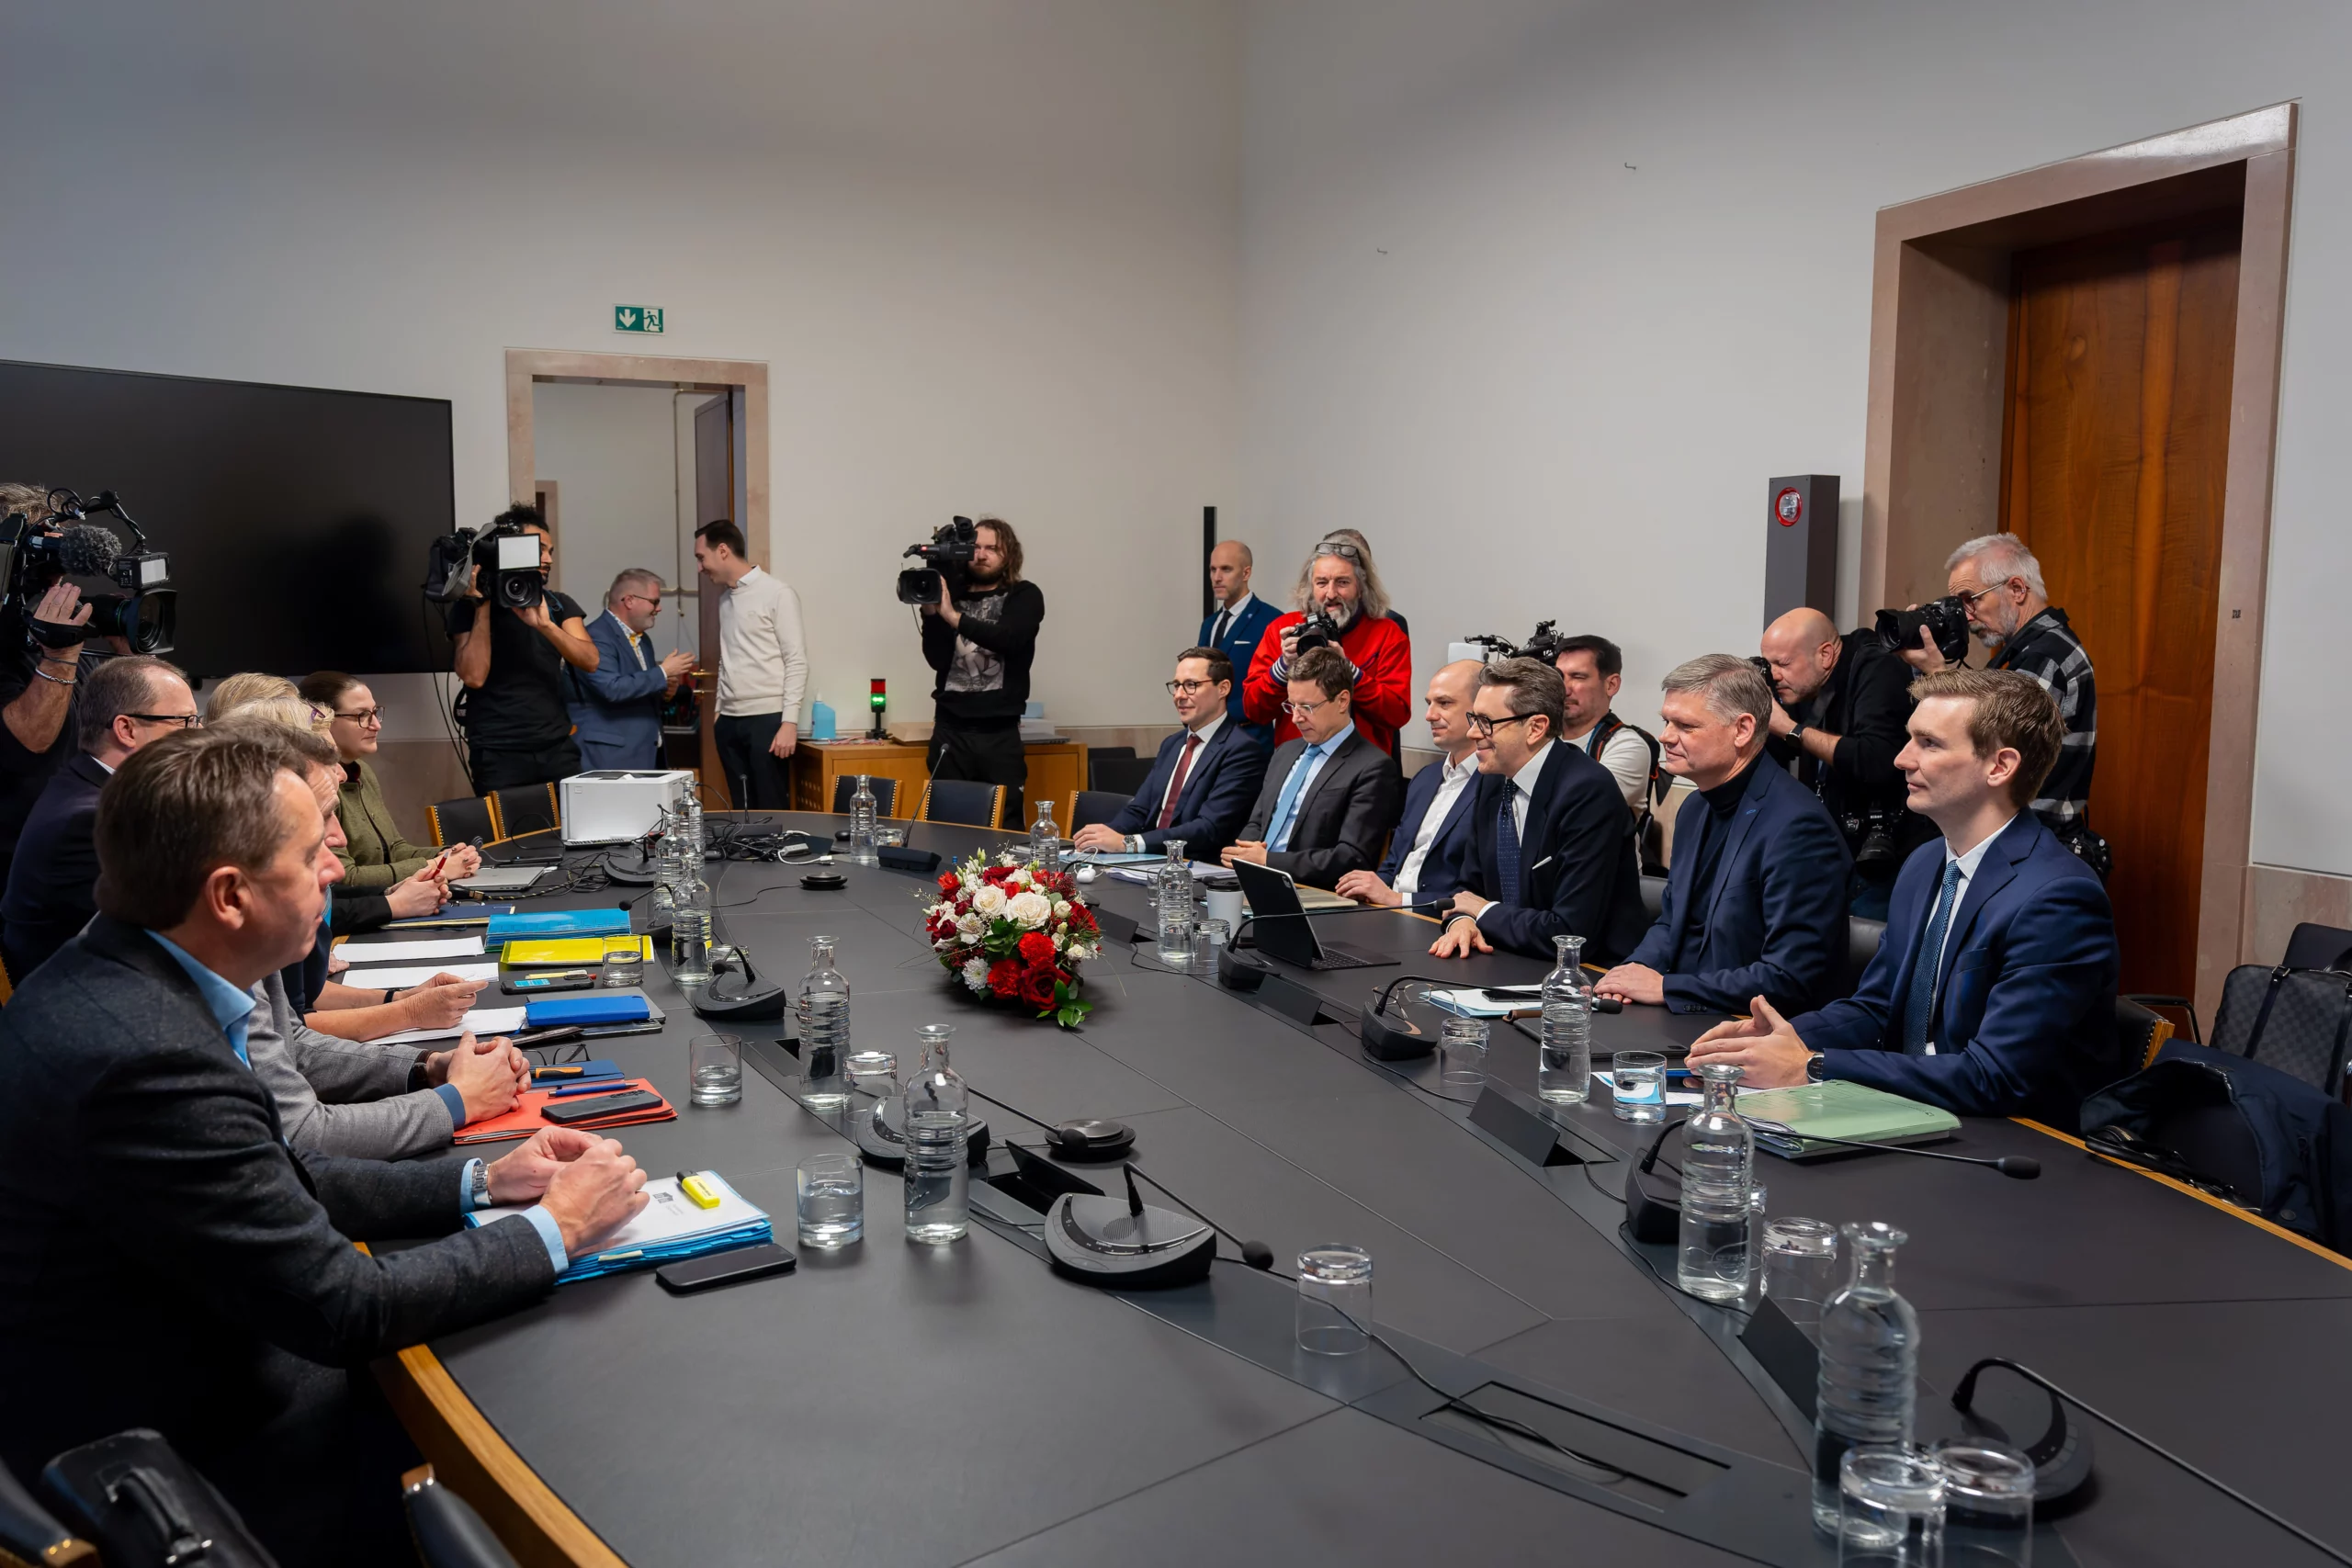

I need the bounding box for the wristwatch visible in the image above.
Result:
[1804,1051,1826,1084]
[1788,721,1808,742]
[468,1160,492,1210]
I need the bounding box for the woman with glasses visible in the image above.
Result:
[300,671,482,890]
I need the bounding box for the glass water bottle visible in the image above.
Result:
[902,1023,970,1244]
[1812,1222,1920,1532]
[1155,840,1194,965]
[1675,1061,1754,1302]
[1536,934,1593,1103]
[1030,798,1060,866]
[848,774,879,866]
[796,935,853,1110]
[670,858,712,985]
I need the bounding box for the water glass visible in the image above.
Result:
[1295,1244,1374,1356]
[1937,1439,2034,1566]
[687,1032,743,1106]
[797,1153,864,1248]
[1193,917,1230,967]
[846,1050,898,1097]
[599,944,644,989]
[1839,1447,1946,1565]
[1439,1016,1489,1089]
[1761,1217,1841,1335]
[1611,1050,1667,1122]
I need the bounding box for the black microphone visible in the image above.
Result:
[1766,1129,2040,1178]
[56,523,122,576]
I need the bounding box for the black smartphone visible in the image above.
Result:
[657,1243,797,1294]
[502,971,597,995]
[1480,987,1542,1002]
[541,1089,665,1123]
[514,1025,588,1051]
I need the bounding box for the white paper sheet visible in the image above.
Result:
[334,961,501,988]
[472,1174,766,1258]
[334,935,486,962]
[368,1005,527,1045]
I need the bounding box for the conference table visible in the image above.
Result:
[377,816,2352,1568]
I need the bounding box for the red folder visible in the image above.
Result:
[450,1079,678,1145]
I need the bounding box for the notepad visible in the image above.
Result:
[1741,1080,1962,1160]
[333,961,502,988]
[369,1004,527,1045]
[501,935,653,967]
[334,935,487,963]
[485,908,633,942]
[469,1173,772,1283]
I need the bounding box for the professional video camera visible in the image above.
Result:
[898,516,978,605]
[1876,595,1971,664]
[1462,620,1567,664]
[0,489,175,655]
[424,505,546,612]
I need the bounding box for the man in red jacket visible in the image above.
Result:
[1241,536,1412,755]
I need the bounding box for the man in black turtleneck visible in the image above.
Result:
[1598,655,1850,1016]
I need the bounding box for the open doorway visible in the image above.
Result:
[505,348,769,807]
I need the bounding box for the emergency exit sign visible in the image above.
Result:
[613,305,664,334]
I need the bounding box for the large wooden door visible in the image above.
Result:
[693,394,735,807]
[1999,214,2239,993]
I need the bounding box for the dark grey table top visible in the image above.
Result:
[406,819,2352,1568]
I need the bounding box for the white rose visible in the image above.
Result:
[1007,890,1052,928]
[973,885,1009,917]
[1052,932,1068,951]
[1052,899,1070,919]
[956,913,984,939]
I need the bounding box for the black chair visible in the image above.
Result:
[2117,995,2179,1072]
[1072,791,1134,833]
[1842,917,1885,1000]
[426,794,497,848]
[0,1459,90,1567]
[1091,753,1157,797]
[1086,746,1136,790]
[918,779,1005,830]
[490,784,560,840]
[402,1464,520,1568]
[831,774,901,817]
[1638,874,1667,923]
[2284,922,2352,971]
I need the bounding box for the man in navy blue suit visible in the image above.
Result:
[565,569,696,772]
[1072,647,1270,860]
[1199,540,1279,733]
[1338,660,1484,910]
[1688,670,2120,1129]
[1599,655,1850,1016]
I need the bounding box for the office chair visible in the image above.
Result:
[1086,746,1136,790]
[2117,995,2177,1071]
[1090,753,1156,797]
[490,784,560,840]
[1842,917,1885,1000]
[831,774,900,817]
[1072,791,1133,833]
[426,795,497,848]
[402,1466,520,1568]
[916,780,1006,830]
[2283,922,2352,972]
[1637,874,1667,923]
[0,1458,91,1567]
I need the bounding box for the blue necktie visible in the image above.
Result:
[1901,862,1965,1054]
[1495,785,1523,905]
[1266,743,1323,852]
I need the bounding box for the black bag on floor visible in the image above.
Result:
[2081,1040,2352,1251]
[2211,963,2352,1093]
[40,1428,279,1568]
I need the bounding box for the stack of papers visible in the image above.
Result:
[372,1005,527,1045]
[334,934,486,963]
[469,1173,772,1283]
[486,908,632,942]
[333,961,501,989]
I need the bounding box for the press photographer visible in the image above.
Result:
[1758,608,1933,918]
[1240,536,1411,757]
[438,504,599,793]
[917,515,1044,824]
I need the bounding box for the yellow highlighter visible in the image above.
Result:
[676,1170,721,1210]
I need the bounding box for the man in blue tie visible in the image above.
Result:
[1199,540,1279,732]
[1687,670,2120,1129]
[1222,646,1402,888]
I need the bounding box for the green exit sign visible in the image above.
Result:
[613,305,664,334]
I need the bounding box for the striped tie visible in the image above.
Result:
[1901,862,1964,1055]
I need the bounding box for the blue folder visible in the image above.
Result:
[485,908,633,942]
[467,1173,772,1285]
[525,995,653,1027]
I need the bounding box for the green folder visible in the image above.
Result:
[1739,1080,1961,1160]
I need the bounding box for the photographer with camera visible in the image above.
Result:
[1759,608,1934,918]
[446,505,598,794]
[1241,536,1411,757]
[918,515,1044,824]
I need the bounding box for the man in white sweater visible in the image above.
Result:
[692,519,810,809]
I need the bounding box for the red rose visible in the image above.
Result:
[1017,931,1056,966]
[1019,964,1061,1010]
[1066,903,1098,933]
[987,960,1023,999]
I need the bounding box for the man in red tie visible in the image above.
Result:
[1073,648,1271,861]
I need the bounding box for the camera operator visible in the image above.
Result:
[1240,536,1412,757]
[920,515,1044,825]
[1895,532,2095,840]
[446,505,598,793]
[1759,608,1934,918]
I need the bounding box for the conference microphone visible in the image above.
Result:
[1763,1129,2041,1179]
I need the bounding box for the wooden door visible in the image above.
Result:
[693,394,733,807]
[1999,213,2239,993]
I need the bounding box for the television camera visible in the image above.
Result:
[0,489,175,656]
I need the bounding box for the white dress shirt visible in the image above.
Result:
[1207,592,1257,647]
[1394,750,1476,898]
[1923,815,2013,1054]
[1476,741,1555,925]
[716,564,809,720]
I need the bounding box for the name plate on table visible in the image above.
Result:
[1470,1087,1589,1168]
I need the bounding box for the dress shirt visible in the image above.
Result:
[1476,742,1555,927]
[1921,815,2012,1054]
[1268,721,1355,852]
[1208,592,1256,648]
[717,565,810,720]
[1126,712,1227,852]
[599,609,651,671]
[1395,750,1477,897]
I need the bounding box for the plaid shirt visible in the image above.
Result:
[1988,607,2096,829]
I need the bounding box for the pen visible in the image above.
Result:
[551,1078,639,1098]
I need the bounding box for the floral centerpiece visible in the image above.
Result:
[923,850,1102,1028]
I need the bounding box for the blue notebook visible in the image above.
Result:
[525,995,652,1027]
[485,908,633,942]
[468,1173,771,1284]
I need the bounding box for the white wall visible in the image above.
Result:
[530,382,695,656]
[0,0,1241,736]
[1238,0,2352,877]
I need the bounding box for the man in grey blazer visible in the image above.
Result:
[1222,646,1404,888]
[0,727,649,1565]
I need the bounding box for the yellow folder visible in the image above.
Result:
[501,935,653,966]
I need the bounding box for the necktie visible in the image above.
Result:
[1901,862,1965,1054]
[1158,734,1202,829]
[1212,607,1231,647]
[1266,743,1323,852]
[1495,785,1523,905]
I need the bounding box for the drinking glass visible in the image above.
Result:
[1839,1447,1946,1565]
[1193,917,1230,967]
[846,1050,899,1098]
[1760,1217,1841,1336]
[687,1032,743,1106]
[1611,1050,1667,1122]
[797,1153,864,1248]
[1296,1244,1374,1356]
[599,943,644,989]
[1439,1016,1489,1089]
[1936,1438,2034,1566]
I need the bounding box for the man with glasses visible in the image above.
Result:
[568,568,698,772]
[1222,646,1402,888]
[2,655,199,980]
[1430,657,1647,962]
[1240,536,1413,757]
[1074,648,1269,859]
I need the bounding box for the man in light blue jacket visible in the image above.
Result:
[566,569,695,771]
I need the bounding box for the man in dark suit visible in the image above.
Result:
[1074,646,1269,860]
[1689,670,2120,1129]
[1221,645,1402,888]
[566,567,696,771]
[0,727,649,1564]
[1430,658,1647,964]
[1199,539,1279,732]
[1,653,198,982]
[1338,659,1484,909]
[1599,654,1851,1016]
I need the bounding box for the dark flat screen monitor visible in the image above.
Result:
[0,358,454,678]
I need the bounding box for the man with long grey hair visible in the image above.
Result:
[1240,534,1412,756]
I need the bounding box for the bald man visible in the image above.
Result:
[1199,540,1278,730]
[1758,608,1930,917]
[1337,660,1485,908]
